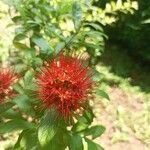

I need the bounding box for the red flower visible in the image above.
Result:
[37,54,94,116]
[0,69,17,103]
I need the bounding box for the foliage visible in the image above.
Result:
[91,0,137,25]
[0,0,109,149]
[1,0,149,149]
[3,0,107,67]
[103,0,150,62]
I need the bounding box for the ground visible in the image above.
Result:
[96,87,149,150]
[94,44,150,150]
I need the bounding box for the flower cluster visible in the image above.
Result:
[0,53,94,117]
[0,69,17,103]
[37,54,94,116]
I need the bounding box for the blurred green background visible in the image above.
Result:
[0,0,150,149]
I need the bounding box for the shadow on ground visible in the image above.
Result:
[100,43,150,93]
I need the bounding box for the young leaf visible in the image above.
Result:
[84,125,106,139]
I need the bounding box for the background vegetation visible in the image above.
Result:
[0,0,149,150]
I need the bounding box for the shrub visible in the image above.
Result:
[0,0,109,149]
[105,0,150,62]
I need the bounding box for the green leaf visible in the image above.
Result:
[14,129,24,149]
[2,0,21,6]
[14,33,27,41]
[72,1,82,30]
[2,109,22,119]
[85,43,103,52]
[15,64,27,73]
[84,23,103,32]
[38,109,60,148]
[13,33,27,50]
[12,16,22,24]
[141,19,150,24]
[14,129,37,149]
[85,138,104,150]
[72,117,89,132]
[33,57,43,67]
[43,128,68,150]
[95,89,110,100]
[84,125,106,139]
[32,35,54,55]
[24,70,34,87]
[85,31,106,40]
[13,82,24,94]
[13,41,29,50]
[0,119,35,134]
[24,48,36,60]
[0,102,15,114]
[55,42,65,54]
[69,134,83,150]
[13,95,32,112]
[83,109,95,124]
[93,70,102,82]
